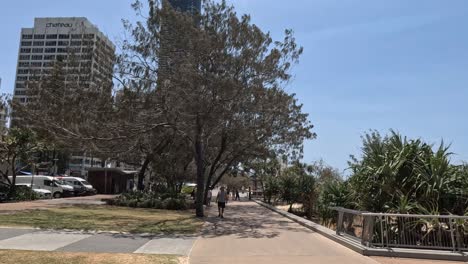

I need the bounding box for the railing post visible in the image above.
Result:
[449,217,457,252]
[380,215,384,247]
[385,216,389,248]
[336,210,344,235]
[362,214,375,247]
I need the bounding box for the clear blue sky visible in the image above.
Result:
[1,0,468,173]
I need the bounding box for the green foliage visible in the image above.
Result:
[347,130,467,215]
[181,185,195,194]
[109,191,189,210]
[0,127,44,199]
[7,186,39,201]
[263,174,281,204]
[317,180,353,225]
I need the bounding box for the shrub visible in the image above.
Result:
[127,199,138,208]
[107,191,190,210]
[162,198,187,210]
[9,186,39,201]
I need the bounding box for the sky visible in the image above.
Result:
[1,0,467,174]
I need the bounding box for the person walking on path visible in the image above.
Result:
[235,189,240,201]
[216,187,228,218]
[207,188,213,207]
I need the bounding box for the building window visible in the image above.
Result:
[22,34,33,39]
[45,48,56,53]
[31,62,42,67]
[45,41,57,46]
[19,98,26,103]
[46,34,58,39]
[15,90,27,96]
[30,75,41,81]
[58,41,69,46]
[84,34,95,39]
[57,48,68,53]
[19,55,30,60]
[20,48,31,53]
[69,47,81,53]
[59,34,70,39]
[56,55,68,61]
[32,48,44,53]
[34,34,45,39]
[33,41,44,46]
[17,76,28,81]
[16,82,25,88]
[82,41,93,46]
[82,47,93,53]
[18,69,29,74]
[21,41,32,46]
[30,69,41,74]
[19,62,30,67]
[44,55,55,60]
[70,41,82,46]
[31,55,43,60]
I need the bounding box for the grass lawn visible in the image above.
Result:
[0,205,203,234]
[0,250,182,264]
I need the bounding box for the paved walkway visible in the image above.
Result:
[0,228,195,255]
[190,201,380,264]
[0,200,461,264]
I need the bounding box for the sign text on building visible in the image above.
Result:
[46,23,73,28]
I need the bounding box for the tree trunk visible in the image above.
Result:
[194,116,205,217]
[137,156,151,191]
[8,157,17,198]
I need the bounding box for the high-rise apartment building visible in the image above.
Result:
[13,17,115,104]
[168,0,201,14]
[12,17,115,177]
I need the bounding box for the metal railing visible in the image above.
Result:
[330,207,468,252]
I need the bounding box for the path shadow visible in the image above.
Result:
[202,201,314,239]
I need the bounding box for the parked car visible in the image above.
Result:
[55,176,96,196]
[9,176,74,198]
[15,183,52,199]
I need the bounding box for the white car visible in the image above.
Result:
[10,175,74,198]
[15,183,52,199]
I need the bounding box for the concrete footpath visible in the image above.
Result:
[0,228,196,256]
[0,200,461,264]
[189,201,381,264]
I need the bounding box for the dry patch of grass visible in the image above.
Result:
[0,250,182,264]
[0,205,203,234]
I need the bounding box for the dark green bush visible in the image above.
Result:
[8,186,39,201]
[162,198,187,210]
[107,190,189,210]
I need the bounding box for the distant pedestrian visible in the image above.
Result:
[190,189,196,200]
[217,186,228,218]
[207,188,213,206]
[235,189,240,201]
